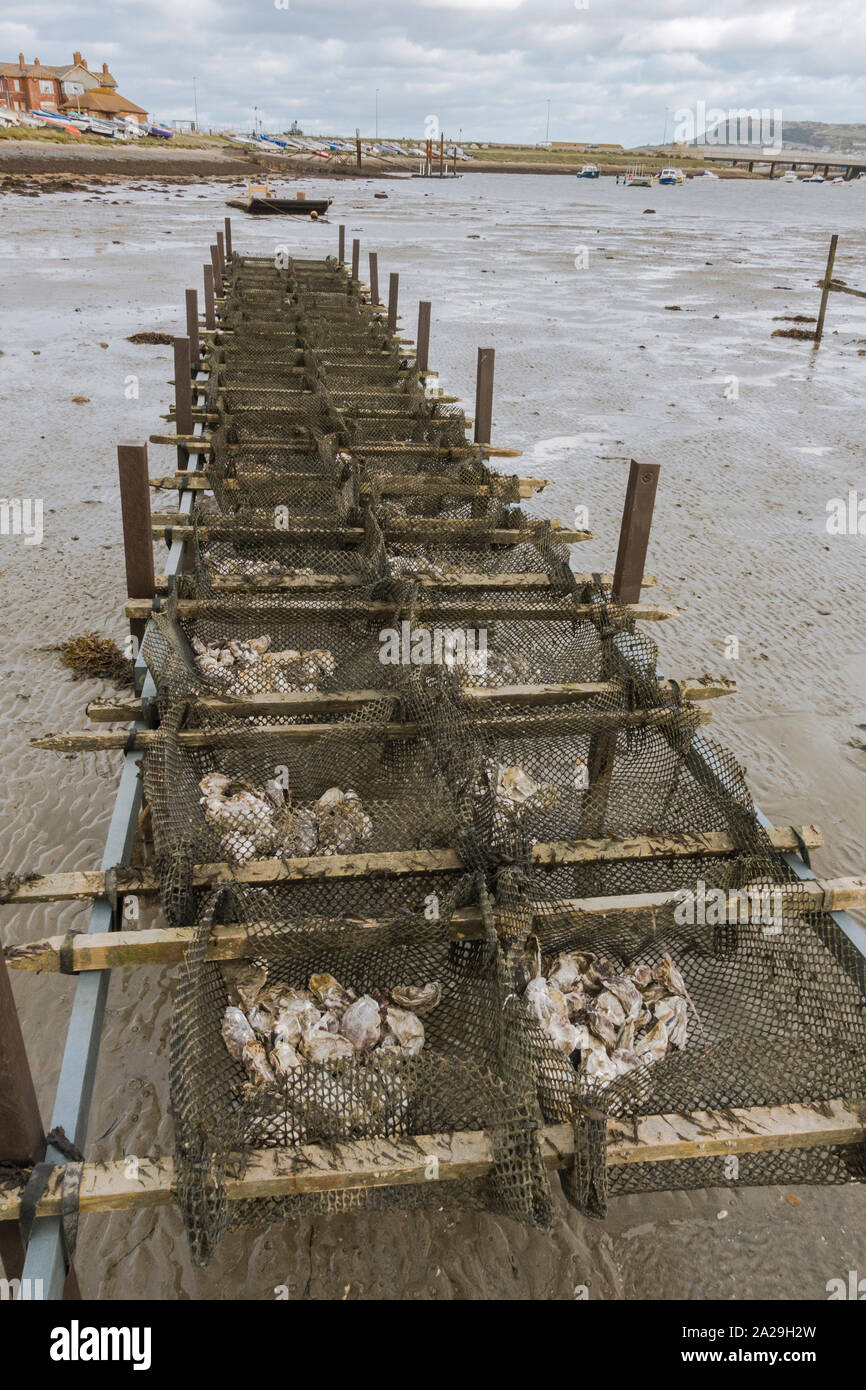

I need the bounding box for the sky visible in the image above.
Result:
[2,0,865,146]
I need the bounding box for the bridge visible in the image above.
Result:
[699,148,866,180]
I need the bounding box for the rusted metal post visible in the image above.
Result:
[185,289,199,373]
[351,237,360,283]
[368,252,379,307]
[117,443,155,650]
[173,336,193,472]
[815,233,839,346]
[224,216,233,261]
[215,230,226,283]
[579,459,661,837]
[388,272,399,333]
[474,347,495,445]
[417,301,431,373]
[203,263,216,330]
[338,224,346,264]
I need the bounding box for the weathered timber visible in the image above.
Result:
[124,597,673,623]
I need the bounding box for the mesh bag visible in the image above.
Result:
[170,878,552,1263]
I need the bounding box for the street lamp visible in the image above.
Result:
[545,99,551,143]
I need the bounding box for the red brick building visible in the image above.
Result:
[0,52,147,124]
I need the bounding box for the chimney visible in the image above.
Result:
[18,53,25,71]
[73,52,82,66]
[102,62,109,73]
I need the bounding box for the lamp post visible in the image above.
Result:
[545,99,551,143]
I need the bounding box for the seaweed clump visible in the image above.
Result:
[59,631,134,688]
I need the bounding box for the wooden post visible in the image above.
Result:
[580,459,661,837]
[368,252,379,307]
[203,263,216,330]
[355,128,362,168]
[351,237,360,283]
[338,224,346,264]
[215,230,225,283]
[440,132,445,178]
[388,272,399,333]
[117,444,155,649]
[0,952,44,1283]
[172,337,193,471]
[474,347,495,444]
[815,233,839,345]
[417,301,431,372]
[185,289,199,372]
[210,243,221,291]
[224,216,232,261]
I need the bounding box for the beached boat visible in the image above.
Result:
[577,163,599,179]
[226,179,332,216]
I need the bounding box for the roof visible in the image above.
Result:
[61,88,147,116]
[0,60,59,78]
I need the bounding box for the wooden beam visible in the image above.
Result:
[148,472,548,500]
[84,677,734,723]
[158,570,654,596]
[125,597,673,623]
[147,521,592,546]
[2,1101,863,1218]
[815,233,839,344]
[0,828,827,904]
[474,347,495,446]
[116,443,154,649]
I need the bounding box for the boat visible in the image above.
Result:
[226,178,332,216]
[692,169,720,180]
[804,173,825,183]
[781,170,799,183]
[658,167,685,185]
[624,164,655,187]
[577,163,600,179]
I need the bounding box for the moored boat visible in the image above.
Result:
[577,163,600,179]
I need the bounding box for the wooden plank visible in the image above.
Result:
[156,570,653,595]
[815,233,839,343]
[116,444,155,648]
[2,1102,863,1219]
[125,597,673,622]
[84,677,735,723]
[148,472,548,500]
[0,828,827,904]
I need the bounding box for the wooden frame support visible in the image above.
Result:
[417,301,431,373]
[368,252,379,307]
[224,216,232,261]
[0,951,46,1280]
[172,337,193,470]
[338,224,345,264]
[185,290,199,371]
[210,243,221,292]
[215,230,226,283]
[116,443,155,648]
[388,272,399,333]
[815,232,839,345]
[474,347,495,445]
[351,238,360,283]
[203,263,216,331]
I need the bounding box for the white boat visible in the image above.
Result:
[658,167,685,185]
[576,163,599,179]
[692,169,719,180]
[781,170,799,183]
[624,164,655,187]
[804,173,825,183]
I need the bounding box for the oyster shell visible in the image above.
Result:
[242,1039,277,1087]
[384,1006,425,1057]
[341,995,382,1052]
[270,1039,303,1075]
[221,1006,255,1061]
[303,1033,355,1064]
[309,973,349,1011]
[633,1020,669,1065]
[390,982,441,1015]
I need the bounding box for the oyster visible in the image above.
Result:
[341,995,382,1052]
[595,990,626,1029]
[283,807,319,858]
[633,1020,669,1066]
[270,1039,303,1075]
[221,961,268,1010]
[221,1006,255,1061]
[547,953,585,991]
[494,764,557,816]
[242,1039,277,1087]
[384,1007,425,1057]
[309,973,349,1011]
[653,953,687,997]
[584,1004,620,1050]
[604,974,643,1022]
[654,995,688,1049]
[303,1033,355,1064]
[390,982,441,1015]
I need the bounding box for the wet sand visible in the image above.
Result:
[1,173,865,1300]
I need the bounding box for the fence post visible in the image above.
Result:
[417,301,431,373]
[223,215,233,261]
[215,230,225,283]
[388,272,399,333]
[0,954,46,1285]
[117,443,155,651]
[579,459,661,837]
[209,244,221,296]
[172,337,193,473]
[338,224,346,264]
[815,233,839,345]
[474,348,495,445]
[351,238,360,283]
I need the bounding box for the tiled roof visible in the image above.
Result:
[61,87,147,115]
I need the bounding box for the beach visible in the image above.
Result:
[1,170,865,1299]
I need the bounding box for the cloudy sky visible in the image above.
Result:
[3,0,864,144]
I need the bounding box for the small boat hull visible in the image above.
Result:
[227,197,333,216]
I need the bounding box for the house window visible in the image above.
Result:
[40,80,55,94]
[11,79,20,90]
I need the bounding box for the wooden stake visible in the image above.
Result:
[474,347,495,445]
[0,828,827,904]
[203,263,216,331]
[125,595,671,623]
[388,272,399,333]
[216,230,226,283]
[351,238,360,283]
[210,243,221,291]
[116,444,155,648]
[0,950,45,1280]
[815,233,839,345]
[224,216,232,260]
[338,225,346,264]
[368,252,379,307]
[172,337,192,470]
[417,301,431,373]
[185,290,199,372]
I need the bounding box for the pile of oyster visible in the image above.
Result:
[220,961,440,1091]
[191,634,335,690]
[199,774,373,863]
[216,559,316,580]
[473,759,558,820]
[520,948,689,1085]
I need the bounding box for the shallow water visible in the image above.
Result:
[1,171,865,1300]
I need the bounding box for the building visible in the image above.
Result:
[0,52,148,124]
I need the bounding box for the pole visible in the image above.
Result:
[172,337,193,472]
[185,290,199,372]
[193,75,199,131]
[355,127,362,168]
[368,252,379,307]
[214,235,225,285]
[0,952,45,1284]
[440,131,445,178]
[203,263,216,331]
[474,347,495,445]
[351,237,360,283]
[338,224,346,265]
[209,244,221,299]
[117,443,155,649]
[815,233,839,345]
[388,272,399,333]
[223,215,233,261]
[579,459,661,837]
[375,89,379,139]
[417,300,431,373]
